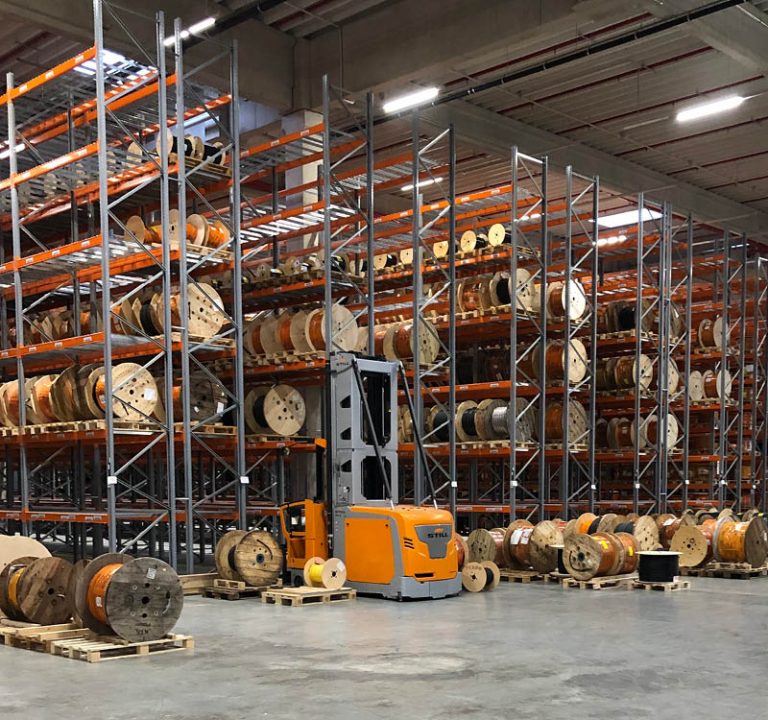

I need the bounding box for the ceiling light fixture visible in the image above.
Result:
[383,86,439,114]
[596,209,661,229]
[401,176,443,192]
[676,95,744,122]
[164,16,216,46]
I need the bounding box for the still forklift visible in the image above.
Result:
[279,352,461,600]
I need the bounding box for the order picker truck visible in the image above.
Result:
[279,352,461,599]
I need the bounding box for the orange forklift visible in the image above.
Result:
[279,353,460,600]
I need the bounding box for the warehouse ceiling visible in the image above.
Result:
[0,0,766,238]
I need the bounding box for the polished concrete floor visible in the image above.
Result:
[2,576,766,719]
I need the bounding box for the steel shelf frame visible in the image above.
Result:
[752,256,768,513]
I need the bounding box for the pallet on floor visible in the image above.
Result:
[680,562,768,579]
[562,573,638,590]
[543,572,570,585]
[203,578,275,600]
[180,571,219,595]
[498,568,545,583]
[0,622,89,651]
[632,579,690,592]
[50,632,194,663]
[261,586,356,607]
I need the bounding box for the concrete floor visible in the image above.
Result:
[1,577,767,719]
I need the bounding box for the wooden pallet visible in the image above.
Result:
[0,622,90,651]
[498,569,544,584]
[632,579,690,592]
[562,573,638,590]
[680,562,768,579]
[51,633,194,663]
[543,572,570,585]
[261,586,356,607]
[203,578,275,600]
[180,572,219,595]
[173,422,235,436]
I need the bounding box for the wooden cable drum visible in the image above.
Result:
[305,305,358,352]
[75,553,183,642]
[1,381,20,426]
[711,517,768,567]
[454,534,469,570]
[225,530,283,587]
[613,532,640,574]
[303,557,347,591]
[669,525,709,567]
[455,400,481,442]
[698,316,724,349]
[432,238,450,258]
[543,400,588,443]
[154,374,226,424]
[562,532,624,581]
[612,515,660,551]
[24,377,47,424]
[257,312,282,355]
[502,520,534,569]
[596,513,621,533]
[0,556,73,624]
[29,375,58,424]
[543,279,587,321]
[275,312,297,352]
[641,413,680,450]
[398,247,414,265]
[614,354,654,391]
[186,282,225,339]
[542,339,588,383]
[595,418,609,448]
[392,319,440,364]
[355,326,370,354]
[657,358,681,395]
[398,405,413,443]
[47,366,82,422]
[573,512,598,536]
[457,280,491,313]
[658,513,695,549]
[84,363,158,421]
[244,384,305,436]
[474,399,507,440]
[702,369,733,400]
[67,559,90,627]
[372,254,398,271]
[0,537,50,581]
[483,347,510,381]
[688,370,704,401]
[487,223,508,247]
[467,528,505,565]
[459,229,488,253]
[461,560,500,592]
[515,398,536,442]
[372,325,389,356]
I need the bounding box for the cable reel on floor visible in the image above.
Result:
[461,560,500,592]
[303,557,347,591]
[215,529,284,587]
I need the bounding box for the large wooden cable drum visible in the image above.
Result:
[698,316,724,349]
[467,528,506,565]
[612,515,660,551]
[455,401,481,442]
[305,305,358,352]
[669,525,709,567]
[502,520,534,569]
[215,530,283,587]
[390,319,440,364]
[614,532,640,574]
[244,385,305,436]
[474,399,507,440]
[658,513,695,549]
[0,556,73,624]
[29,375,58,423]
[543,400,588,443]
[711,517,768,567]
[84,363,158,421]
[613,354,653,391]
[75,553,183,642]
[688,370,705,401]
[702,369,733,400]
[562,532,624,581]
[0,536,50,577]
[540,339,588,384]
[641,413,680,450]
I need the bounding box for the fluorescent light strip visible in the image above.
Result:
[596,208,661,229]
[383,86,439,114]
[164,16,216,46]
[401,176,443,192]
[677,95,744,122]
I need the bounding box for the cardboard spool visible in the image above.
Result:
[244,384,306,436]
[214,530,283,587]
[75,553,183,642]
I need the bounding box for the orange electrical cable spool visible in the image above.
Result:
[276,314,295,351]
[86,562,121,625]
[544,403,564,440]
[32,376,57,423]
[699,517,717,563]
[699,318,717,347]
[246,318,265,355]
[659,514,694,549]
[307,311,325,349]
[467,527,506,565]
[575,512,598,535]
[454,534,469,570]
[714,519,768,567]
[614,532,639,574]
[373,326,388,356]
[4,382,20,425]
[563,531,623,581]
[6,565,26,616]
[459,282,482,312]
[502,520,534,568]
[393,322,414,358]
[544,342,565,380]
[206,221,228,248]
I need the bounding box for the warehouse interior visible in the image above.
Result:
[0,0,767,718]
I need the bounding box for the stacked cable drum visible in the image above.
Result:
[244,385,307,437]
[356,318,441,366]
[0,363,159,427]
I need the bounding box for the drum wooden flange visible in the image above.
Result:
[528,520,563,573]
[459,230,478,253]
[233,530,283,587]
[68,558,90,627]
[17,557,73,625]
[104,557,183,642]
[475,399,506,440]
[75,552,130,636]
[743,518,768,568]
[688,370,704,401]
[565,338,588,383]
[0,555,39,620]
[480,560,500,590]
[84,366,107,418]
[563,534,605,581]
[289,311,312,353]
[411,319,440,365]
[215,530,249,580]
[262,384,306,436]
[303,557,347,591]
[455,400,479,442]
[111,362,158,421]
[670,526,708,568]
[188,282,225,339]
[461,561,487,592]
[244,387,270,433]
[596,513,619,533]
[467,528,498,563]
[633,515,661,551]
[487,223,507,246]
